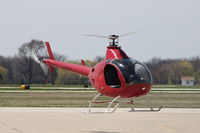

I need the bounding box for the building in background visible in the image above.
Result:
[181,76,195,86]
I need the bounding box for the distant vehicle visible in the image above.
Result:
[32,32,162,113]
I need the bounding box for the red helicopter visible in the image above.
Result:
[32,32,162,113]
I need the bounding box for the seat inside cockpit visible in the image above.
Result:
[104,64,121,88]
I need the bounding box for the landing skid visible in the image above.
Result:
[128,106,163,112]
[81,93,163,114]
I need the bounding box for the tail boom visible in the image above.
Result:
[43,41,91,76]
[43,59,91,76]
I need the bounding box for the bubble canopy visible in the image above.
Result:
[109,59,152,85]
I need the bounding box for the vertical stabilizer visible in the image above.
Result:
[45,42,55,60]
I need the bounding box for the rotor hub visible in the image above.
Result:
[109,35,119,46]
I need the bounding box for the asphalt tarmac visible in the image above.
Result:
[0,108,199,133]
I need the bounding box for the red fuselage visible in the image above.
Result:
[88,46,152,98]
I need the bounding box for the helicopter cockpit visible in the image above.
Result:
[105,59,152,87]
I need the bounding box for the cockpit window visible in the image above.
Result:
[135,64,151,82]
[110,59,152,85]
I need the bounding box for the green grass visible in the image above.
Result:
[0,91,199,108]
[0,84,86,88]
[153,84,200,88]
[0,84,200,88]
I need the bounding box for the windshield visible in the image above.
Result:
[110,59,152,85]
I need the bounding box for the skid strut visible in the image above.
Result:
[128,94,163,112]
[85,94,121,113]
[106,96,121,113]
[88,93,101,113]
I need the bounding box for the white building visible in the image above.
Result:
[181,76,195,86]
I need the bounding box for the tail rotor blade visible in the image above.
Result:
[31,54,40,64]
[31,53,49,75]
[40,62,49,75]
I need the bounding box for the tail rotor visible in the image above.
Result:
[31,53,49,75]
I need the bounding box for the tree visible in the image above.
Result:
[172,60,194,84]
[18,40,46,57]
[190,56,200,84]
[16,39,46,84]
[0,66,7,84]
[55,68,87,85]
[0,56,15,84]
[94,56,105,62]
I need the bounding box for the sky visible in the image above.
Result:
[0,0,200,61]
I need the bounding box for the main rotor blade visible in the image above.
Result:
[119,31,141,37]
[84,34,109,38]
